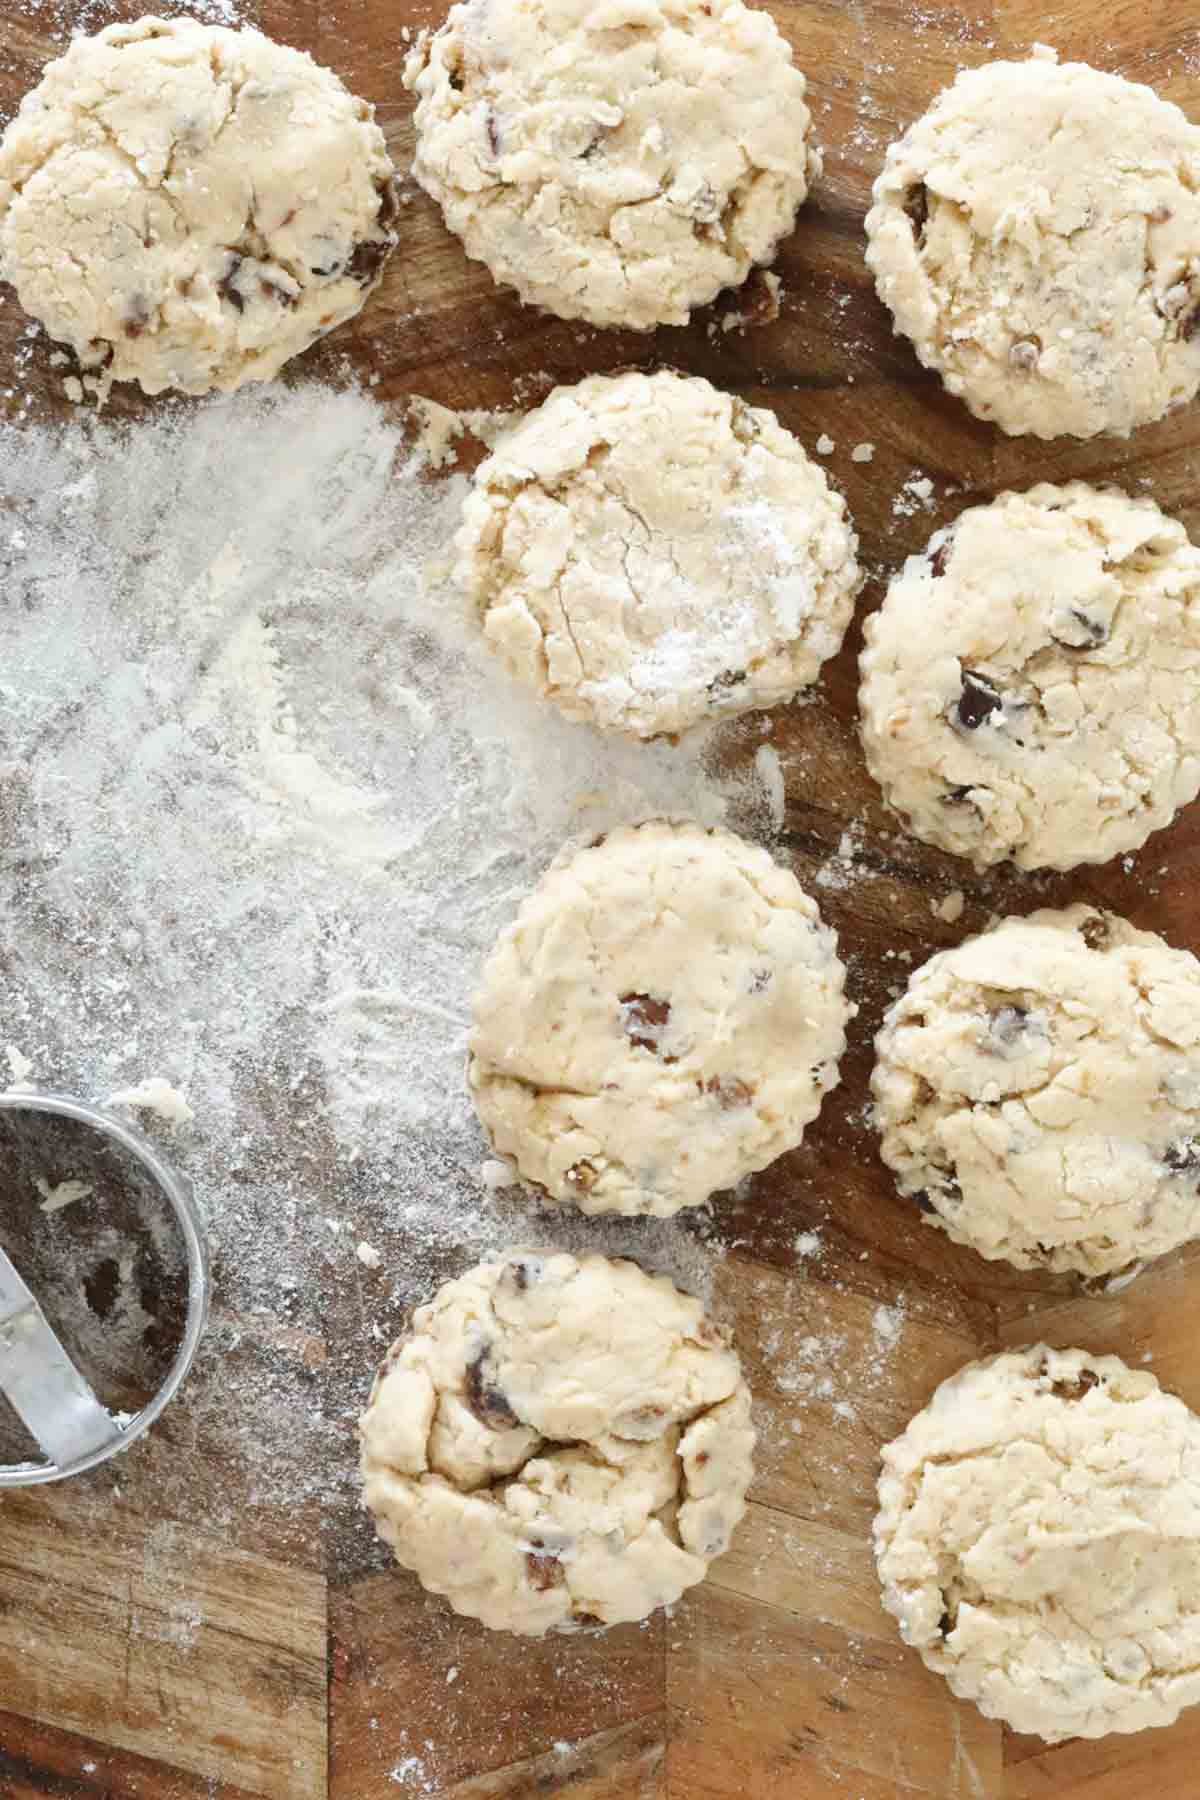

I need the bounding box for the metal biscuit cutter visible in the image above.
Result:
[0,1093,209,1487]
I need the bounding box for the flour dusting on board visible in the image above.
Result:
[0,382,782,1537]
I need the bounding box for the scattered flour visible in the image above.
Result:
[871,1303,905,1361]
[753,742,787,833]
[0,382,771,1532]
[814,824,868,892]
[388,1755,433,1791]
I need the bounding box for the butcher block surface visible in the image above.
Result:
[3,0,1200,1795]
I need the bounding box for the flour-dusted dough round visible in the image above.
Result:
[873,905,1200,1278]
[865,46,1200,438]
[877,1344,1200,1740]
[859,482,1200,871]
[359,1249,755,1634]
[402,0,819,330]
[468,821,850,1216]
[0,17,397,397]
[453,371,861,738]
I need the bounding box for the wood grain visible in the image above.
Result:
[0,1484,327,1799]
[3,0,1200,1796]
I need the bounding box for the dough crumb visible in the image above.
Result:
[356,1240,383,1270]
[933,889,965,923]
[63,376,84,404]
[36,1176,94,1215]
[408,396,464,470]
[851,441,876,463]
[815,434,836,455]
[5,1044,33,1085]
[107,1077,194,1125]
[794,1229,823,1260]
[480,1157,517,1192]
[458,407,522,450]
[892,473,936,517]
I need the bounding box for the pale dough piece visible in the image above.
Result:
[859,482,1200,871]
[402,0,818,330]
[468,820,850,1216]
[359,1249,755,1634]
[873,905,1200,1278]
[0,17,397,397]
[865,46,1200,438]
[453,371,861,737]
[876,1344,1200,1741]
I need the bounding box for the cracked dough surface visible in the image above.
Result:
[453,370,861,737]
[0,16,397,397]
[468,820,850,1216]
[872,905,1200,1277]
[876,1345,1200,1741]
[359,1249,755,1634]
[402,0,818,330]
[858,482,1200,871]
[864,46,1200,438]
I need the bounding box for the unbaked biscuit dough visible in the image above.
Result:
[873,905,1200,1278]
[865,46,1200,438]
[468,821,850,1216]
[876,1345,1200,1741]
[403,0,819,330]
[453,371,861,737]
[0,17,397,397]
[858,482,1200,871]
[359,1249,755,1634]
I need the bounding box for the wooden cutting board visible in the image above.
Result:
[3,0,1200,1795]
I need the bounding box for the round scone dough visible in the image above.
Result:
[453,371,861,737]
[359,1249,755,1634]
[402,0,819,330]
[876,1344,1200,1740]
[0,17,397,397]
[873,905,1200,1277]
[859,482,1200,871]
[865,45,1200,438]
[468,821,850,1216]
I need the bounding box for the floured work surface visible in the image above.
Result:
[2,0,1200,1797]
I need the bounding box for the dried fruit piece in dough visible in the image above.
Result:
[359,1249,755,1634]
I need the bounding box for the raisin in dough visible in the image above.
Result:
[453,371,861,738]
[873,905,1200,1278]
[0,17,397,398]
[877,1345,1200,1740]
[468,821,850,1216]
[359,1249,755,1634]
[402,0,818,330]
[865,45,1200,438]
[859,483,1200,871]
